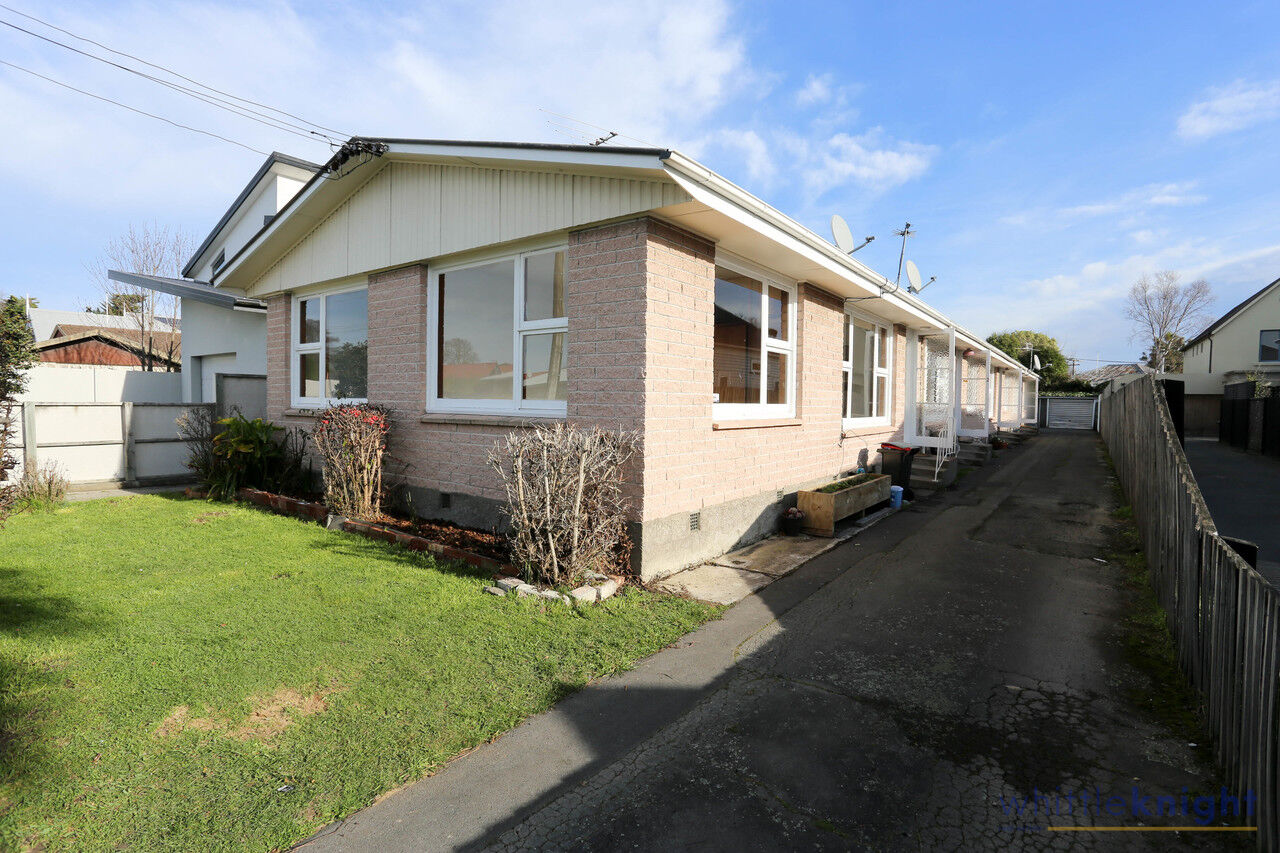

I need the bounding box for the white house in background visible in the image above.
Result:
[111,151,322,408]
[26,307,178,343]
[1181,275,1280,393]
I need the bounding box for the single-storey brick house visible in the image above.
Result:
[129,139,1037,579]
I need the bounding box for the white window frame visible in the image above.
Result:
[290,281,369,409]
[426,243,569,417]
[711,256,798,421]
[841,309,893,429]
[1259,329,1280,363]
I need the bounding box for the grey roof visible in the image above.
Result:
[182,151,322,278]
[1183,275,1280,350]
[1074,363,1148,386]
[351,137,670,156]
[26,307,178,342]
[107,271,265,310]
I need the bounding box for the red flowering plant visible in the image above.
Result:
[310,403,391,520]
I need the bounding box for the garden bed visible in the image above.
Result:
[235,487,509,573]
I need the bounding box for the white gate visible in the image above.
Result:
[958,351,990,438]
[906,328,956,449]
[1045,397,1097,429]
[1022,376,1038,424]
[998,370,1021,431]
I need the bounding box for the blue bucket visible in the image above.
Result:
[890,485,904,509]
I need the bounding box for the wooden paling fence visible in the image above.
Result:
[1100,375,1278,847]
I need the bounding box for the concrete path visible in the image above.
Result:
[1184,437,1280,586]
[299,432,1239,851]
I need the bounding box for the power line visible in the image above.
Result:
[537,108,661,149]
[0,17,343,145]
[0,58,268,154]
[0,1,349,138]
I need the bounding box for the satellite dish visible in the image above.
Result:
[905,260,922,292]
[831,215,855,254]
[1033,354,1042,370]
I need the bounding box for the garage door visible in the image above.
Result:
[1045,397,1097,430]
[199,354,238,403]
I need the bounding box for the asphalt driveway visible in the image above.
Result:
[300,432,1240,851]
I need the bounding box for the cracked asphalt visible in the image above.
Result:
[299,432,1244,852]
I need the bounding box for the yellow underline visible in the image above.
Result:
[1047,826,1256,832]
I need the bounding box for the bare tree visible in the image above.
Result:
[1123,271,1214,373]
[88,223,192,372]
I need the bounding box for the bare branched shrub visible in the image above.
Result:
[489,425,637,587]
[0,401,17,524]
[14,461,69,510]
[176,406,217,484]
[311,404,390,519]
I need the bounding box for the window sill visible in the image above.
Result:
[420,413,565,428]
[712,417,802,431]
[283,408,322,418]
[841,422,893,438]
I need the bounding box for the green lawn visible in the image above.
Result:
[0,495,719,852]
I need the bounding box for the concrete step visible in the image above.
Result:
[909,457,958,489]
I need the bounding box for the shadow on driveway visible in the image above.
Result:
[298,432,1244,851]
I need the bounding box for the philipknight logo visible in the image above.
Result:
[998,786,1258,833]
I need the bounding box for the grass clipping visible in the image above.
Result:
[489,424,636,587]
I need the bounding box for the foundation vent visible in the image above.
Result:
[776,489,784,503]
[689,511,701,532]
[440,492,452,509]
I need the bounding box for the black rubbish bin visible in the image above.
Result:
[879,443,918,489]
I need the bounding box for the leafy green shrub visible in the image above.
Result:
[178,409,311,501]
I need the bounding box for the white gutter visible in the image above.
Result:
[660,151,1034,378]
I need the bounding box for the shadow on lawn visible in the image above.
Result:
[304,531,495,582]
[0,567,105,806]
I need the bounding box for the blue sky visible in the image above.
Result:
[3,1,1279,365]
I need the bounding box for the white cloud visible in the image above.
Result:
[814,131,937,193]
[1178,79,1280,140]
[795,73,833,106]
[1001,182,1205,230]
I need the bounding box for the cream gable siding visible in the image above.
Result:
[247,162,691,297]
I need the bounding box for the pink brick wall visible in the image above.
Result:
[630,218,906,521]
[265,216,915,564]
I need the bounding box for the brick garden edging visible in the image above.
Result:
[234,487,508,575]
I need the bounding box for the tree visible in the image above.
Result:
[1141,332,1185,374]
[1123,271,1213,373]
[442,337,479,365]
[87,223,191,372]
[0,295,37,524]
[85,293,146,315]
[986,330,1070,386]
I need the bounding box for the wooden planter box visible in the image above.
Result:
[796,473,891,537]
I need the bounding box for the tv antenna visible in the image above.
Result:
[830,214,874,254]
[892,222,915,289]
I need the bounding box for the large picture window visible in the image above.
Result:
[1260,329,1280,362]
[291,284,368,408]
[428,246,567,415]
[712,262,796,419]
[842,313,892,426]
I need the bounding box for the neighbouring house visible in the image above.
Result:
[1181,275,1280,393]
[120,139,1037,579]
[26,307,179,343]
[110,152,322,412]
[1074,362,1150,388]
[32,323,181,371]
